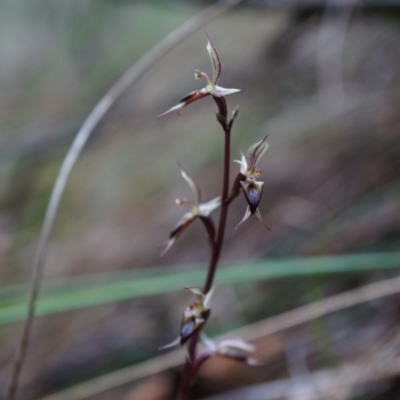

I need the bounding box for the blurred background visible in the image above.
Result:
[1,0,400,399]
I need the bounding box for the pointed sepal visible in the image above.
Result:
[205,31,221,85]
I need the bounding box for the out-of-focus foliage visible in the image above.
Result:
[1,252,400,326]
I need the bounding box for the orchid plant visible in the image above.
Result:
[158,34,269,400]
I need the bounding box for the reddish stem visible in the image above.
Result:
[203,104,230,294]
[178,96,231,400]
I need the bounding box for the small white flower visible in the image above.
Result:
[158,34,240,117]
[161,165,220,256]
[159,287,215,353]
[201,334,259,366]
[234,135,270,230]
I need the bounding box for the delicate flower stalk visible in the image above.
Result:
[159,35,267,400]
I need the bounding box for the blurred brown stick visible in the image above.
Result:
[40,274,400,400]
[204,357,400,400]
[205,326,400,400]
[4,1,243,399]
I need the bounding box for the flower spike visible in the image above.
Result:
[161,165,221,256]
[158,34,240,117]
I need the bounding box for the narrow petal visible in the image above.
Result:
[160,213,195,256]
[234,153,248,175]
[180,89,209,104]
[186,286,205,298]
[214,337,261,365]
[157,102,186,117]
[160,236,177,257]
[169,215,193,238]
[198,196,221,216]
[255,208,271,231]
[205,32,221,85]
[203,287,215,309]
[212,85,241,97]
[235,206,252,230]
[158,336,181,350]
[247,135,269,170]
[179,164,201,205]
[218,337,255,354]
[183,341,193,362]
[158,90,209,117]
[186,287,203,295]
[200,334,260,366]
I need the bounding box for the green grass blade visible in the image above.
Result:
[1,252,399,325]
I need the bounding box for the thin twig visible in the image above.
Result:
[4,2,242,399]
[39,268,400,399]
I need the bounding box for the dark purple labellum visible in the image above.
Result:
[180,319,196,344]
[179,309,211,345]
[247,187,260,211]
[241,181,262,214]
